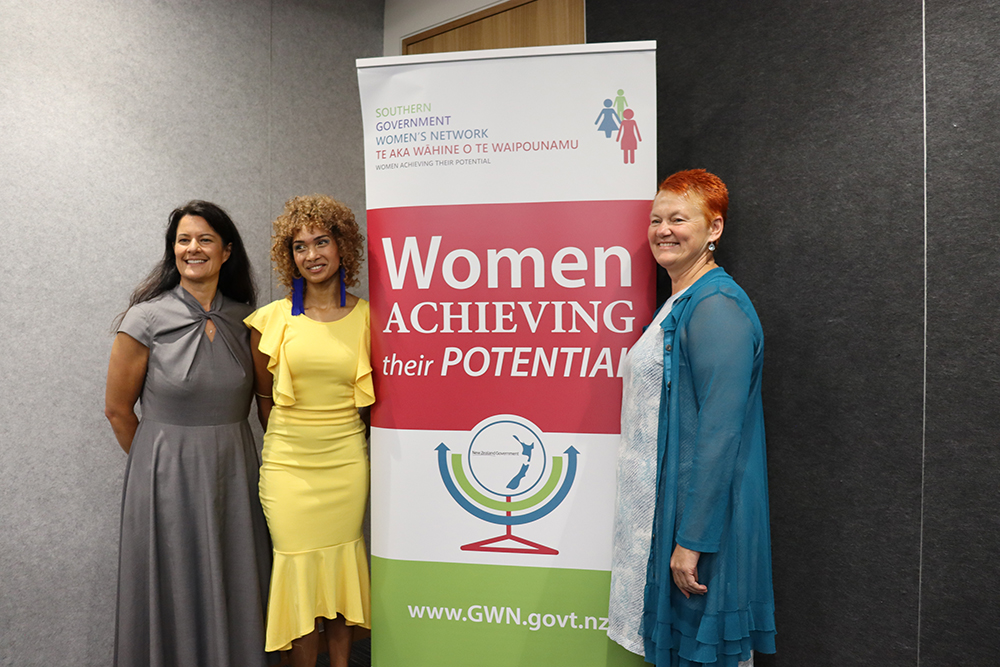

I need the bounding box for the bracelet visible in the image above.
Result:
[255,392,271,399]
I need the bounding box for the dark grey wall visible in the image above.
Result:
[589,1,999,665]
[923,2,1000,662]
[0,1,382,665]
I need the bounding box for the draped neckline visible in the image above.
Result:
[168,285,248,380]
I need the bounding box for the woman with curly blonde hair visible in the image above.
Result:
[245,195,374,667]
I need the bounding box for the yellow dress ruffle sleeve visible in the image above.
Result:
[244,299,296,407]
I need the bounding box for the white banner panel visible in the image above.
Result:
[361,43,656,207]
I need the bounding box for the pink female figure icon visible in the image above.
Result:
[616,109,641,164]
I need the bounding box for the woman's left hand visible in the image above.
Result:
[670,544,707,598]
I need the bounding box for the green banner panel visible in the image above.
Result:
[372,557,647,667]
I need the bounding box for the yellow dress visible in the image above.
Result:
[245,298,375,652]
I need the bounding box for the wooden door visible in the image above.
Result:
[402,0,585,56]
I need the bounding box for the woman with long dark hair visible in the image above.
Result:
[105,200,272,667]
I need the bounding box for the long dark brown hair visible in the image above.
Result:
[114,201,256,328]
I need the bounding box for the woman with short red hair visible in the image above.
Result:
[608,170,776,666]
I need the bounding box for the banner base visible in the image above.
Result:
[461,525,559,555]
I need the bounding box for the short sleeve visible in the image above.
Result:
[118,303,152,347]
[354,301,375,407]
[244,300,296,406]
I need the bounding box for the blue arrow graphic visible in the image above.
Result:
[435,443,579,526]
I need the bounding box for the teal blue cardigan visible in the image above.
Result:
[642,268,776,666]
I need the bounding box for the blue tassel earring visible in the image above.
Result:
[339,266,347,307]
[292,276,305,315]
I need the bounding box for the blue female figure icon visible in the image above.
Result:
[595,99,620,138]
[616,109,641,164]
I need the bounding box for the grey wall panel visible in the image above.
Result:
[0,1,382,665]
[268,0,384,301]
[922,0,1000,662]
[588,2,926,664]
[0,3,271,664]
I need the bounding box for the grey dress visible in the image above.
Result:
[114,285,271,667]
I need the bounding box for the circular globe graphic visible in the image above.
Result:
[467,419,547,498]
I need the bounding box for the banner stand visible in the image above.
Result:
[358,42,657,667]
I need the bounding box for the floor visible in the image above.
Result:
[276,637,371,667]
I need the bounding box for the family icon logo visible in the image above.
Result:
[593,88,642,164]
[436,415,579,555]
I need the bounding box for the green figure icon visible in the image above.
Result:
[613,89,629,121]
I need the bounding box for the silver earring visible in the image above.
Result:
[708,242,716,252]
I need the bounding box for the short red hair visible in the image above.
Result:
[657,169,729,223]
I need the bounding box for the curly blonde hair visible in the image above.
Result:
[270,195,365,292]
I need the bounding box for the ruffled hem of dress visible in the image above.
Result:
[264,537,371,652]
[643,601,775,666]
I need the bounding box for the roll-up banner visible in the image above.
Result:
[357,42,655,667]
